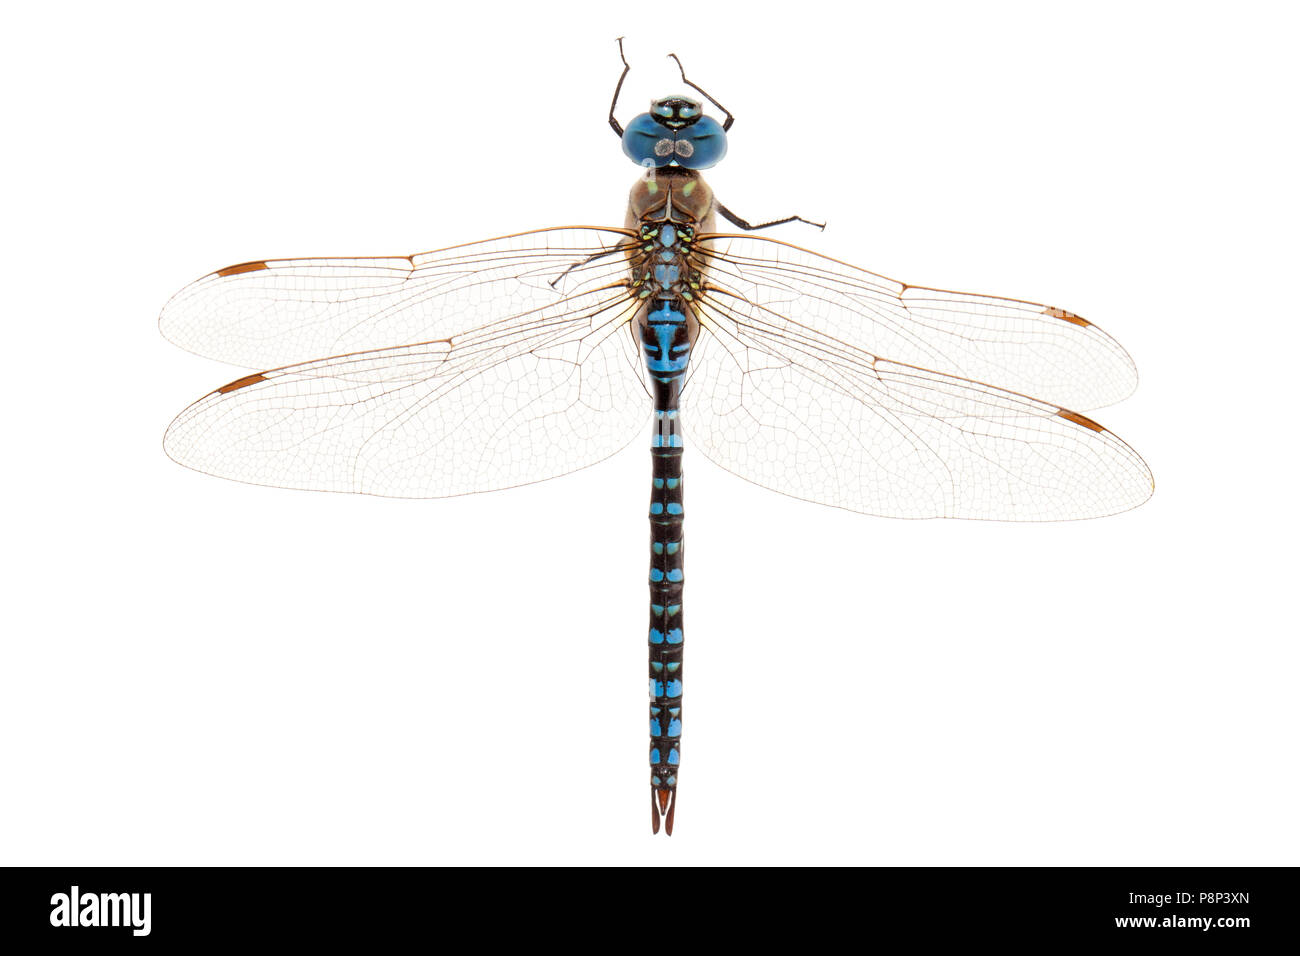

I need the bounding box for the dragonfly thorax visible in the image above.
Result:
[625,167,715,229]
[626,171,712,387]
[632,222,702,301]
[624,168,715,324]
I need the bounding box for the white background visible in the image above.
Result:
[3,1,1296,865]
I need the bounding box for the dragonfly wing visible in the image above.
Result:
[684,294,1153,521]
[164,290,647,497]
[699,235,1138,412]
[160,227,636,369]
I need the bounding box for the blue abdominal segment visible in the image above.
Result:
[644,305,690,379]
[640,245,693,833]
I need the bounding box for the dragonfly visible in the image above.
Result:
[160,42,1153,836]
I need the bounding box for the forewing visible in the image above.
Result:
[160,227,637,369]
[699,234,1138,412]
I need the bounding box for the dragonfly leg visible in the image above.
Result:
[667,53,735,132]
[546,241,631,290]
[716,202,826,232]
[608,37,632,138]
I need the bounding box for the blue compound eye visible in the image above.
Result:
[622,112,676,168]
[622,111,728,170]
[671,115,727,169]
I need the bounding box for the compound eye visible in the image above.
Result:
[622,112,675,168]
[671,116,727,170]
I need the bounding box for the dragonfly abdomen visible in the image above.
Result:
[631,170,713,836]
[647,403,684,836]
[642,297,690,837]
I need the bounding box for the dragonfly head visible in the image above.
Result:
[622,95,727,171]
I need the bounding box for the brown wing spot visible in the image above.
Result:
[1045,306,1090,327]
[216,261,270,278]
[216,373,268,394]
[1058,409,1104,432]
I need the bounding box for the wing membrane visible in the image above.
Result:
[164,289,647,497]
[160,227,637,369]
[699,234,1138,412]
[685,291,1152,521]
[161,221,1150,516]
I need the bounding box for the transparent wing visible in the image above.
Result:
[164,289,648,497]
[161,222,1149,513]
[684,291,1152,521]
[698,235,1138,412]
[159,227,637,369]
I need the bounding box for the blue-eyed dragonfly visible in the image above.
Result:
[160,43,1152,835]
